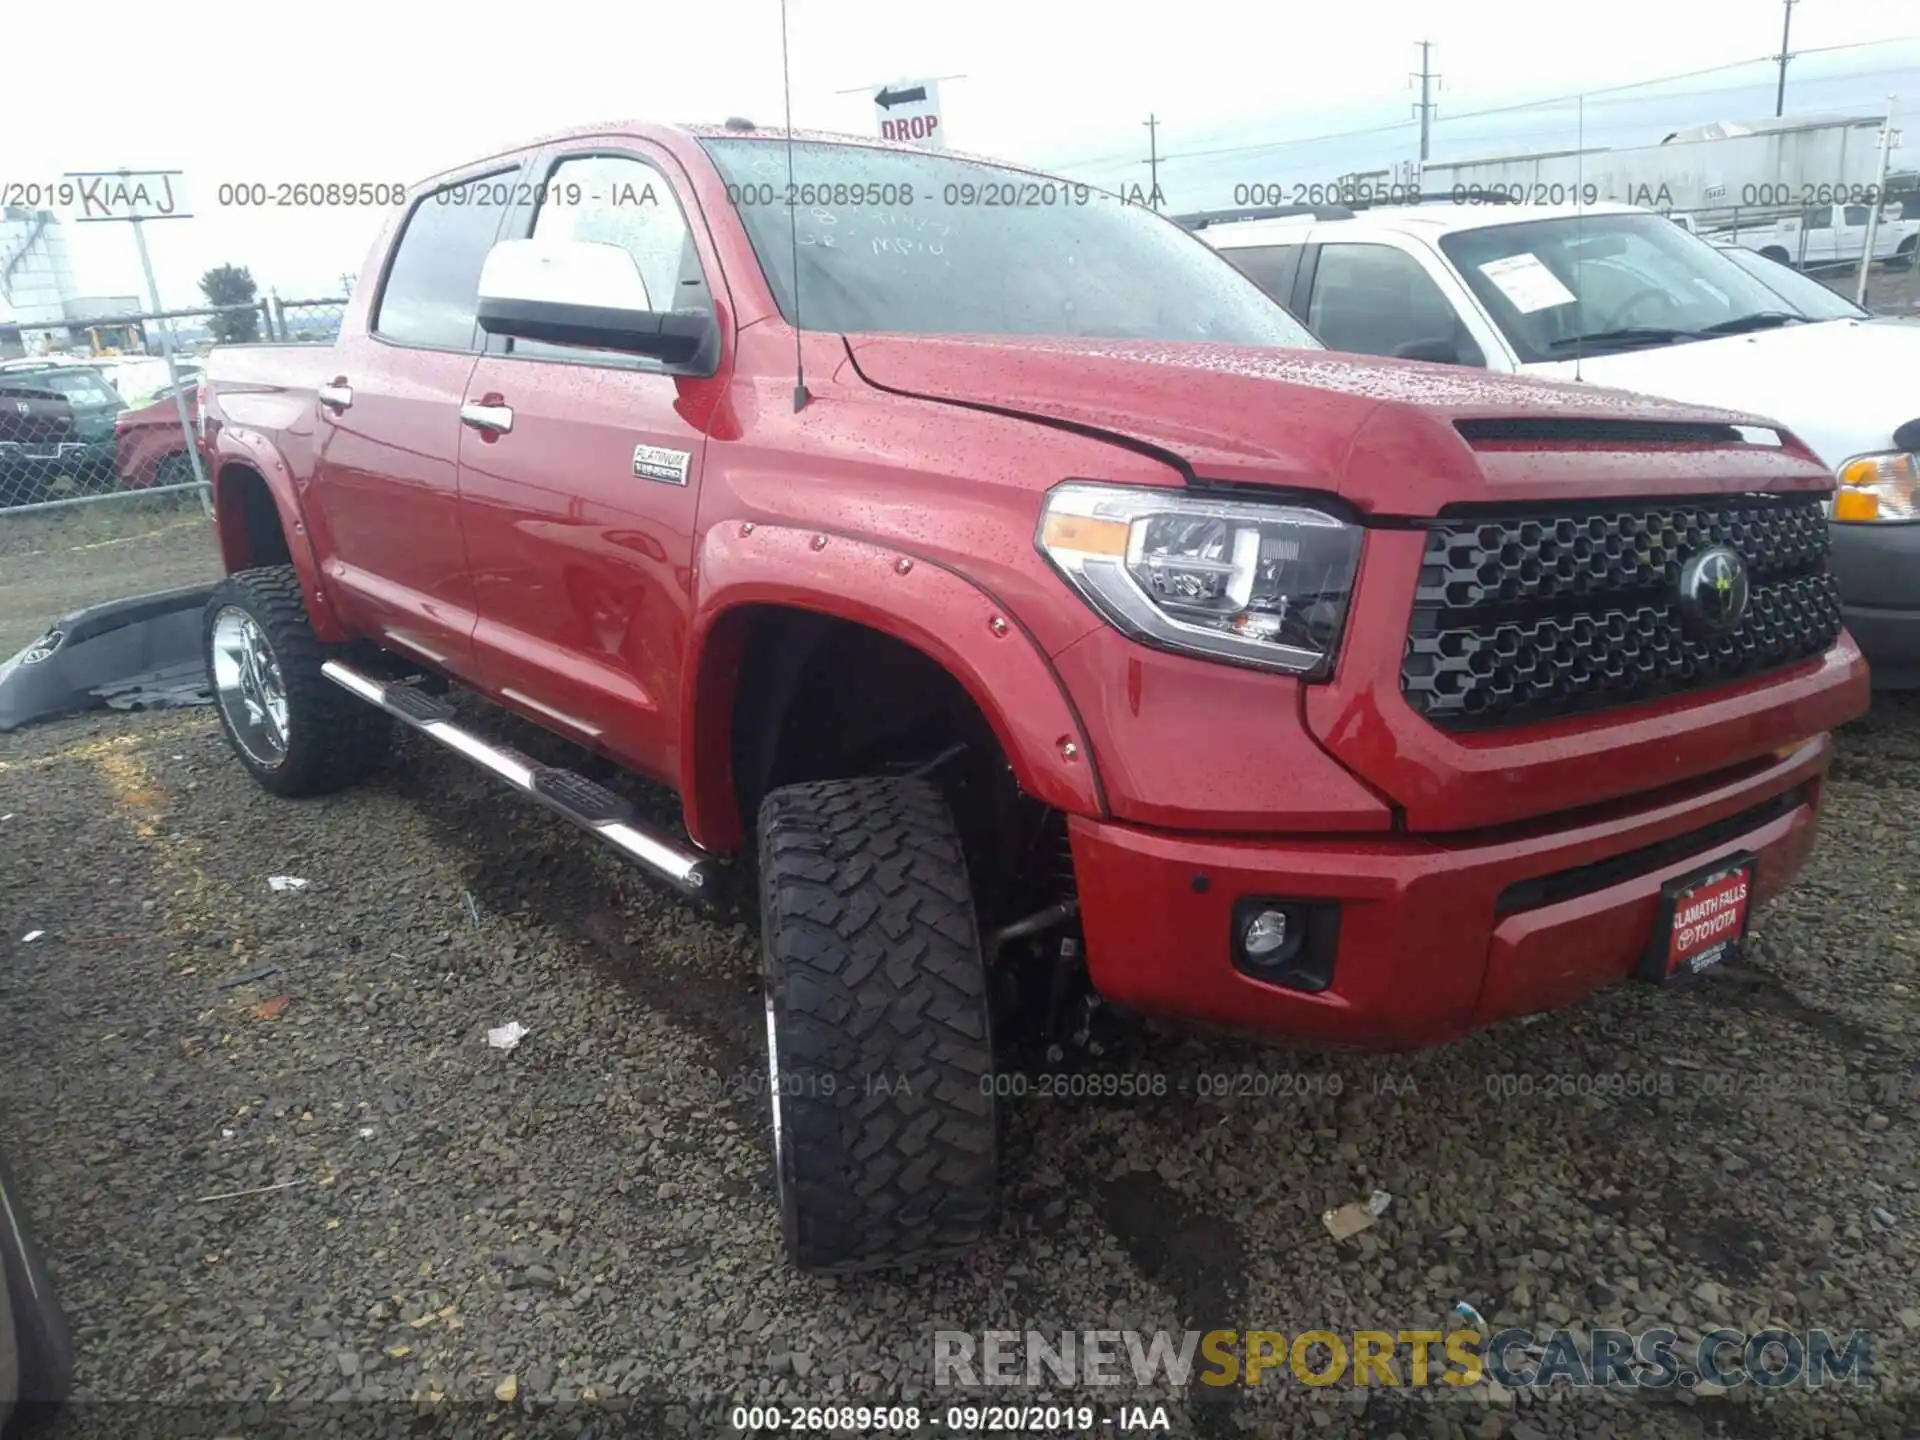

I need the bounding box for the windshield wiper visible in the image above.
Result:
[1699,311,1803,335]
[1544,327,1702,352]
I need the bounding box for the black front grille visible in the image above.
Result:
[1401,495,1840,730]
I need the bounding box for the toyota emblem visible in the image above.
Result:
[1677,545,1750,637]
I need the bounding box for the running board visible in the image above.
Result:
[321,661,716,898]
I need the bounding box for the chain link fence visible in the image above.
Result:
[0,297,343,656]
[1659,199,1920,315]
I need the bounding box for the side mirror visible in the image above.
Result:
[474,239,717,372]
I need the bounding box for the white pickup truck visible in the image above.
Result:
[1710,202,1919,270]
[1198,201,1920,685]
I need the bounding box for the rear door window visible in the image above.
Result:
[374,171,519,350]
[1218,244,1305,315]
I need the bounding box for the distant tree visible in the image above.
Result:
[199,264,260,343]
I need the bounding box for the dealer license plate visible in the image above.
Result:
[1637,854,1755,983]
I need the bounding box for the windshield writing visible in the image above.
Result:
[701,139,1318,348]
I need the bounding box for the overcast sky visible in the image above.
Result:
[5,0,1917,306]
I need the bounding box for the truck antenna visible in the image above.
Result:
[780,0,811,412]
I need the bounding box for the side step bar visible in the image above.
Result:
[321,661,716,898]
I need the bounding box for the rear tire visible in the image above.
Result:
[154,452,196,489]
[203,565,391,797]
[757,777,999,1271]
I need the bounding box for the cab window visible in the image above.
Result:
[375,171,517,350]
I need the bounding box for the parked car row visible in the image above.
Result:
[1198,200,1920,686]
[0,358,201,507]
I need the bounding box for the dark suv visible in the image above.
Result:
[0,363,125,497]
[0,385,84,508]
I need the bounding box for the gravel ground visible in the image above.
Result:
[1817,265,1920,318]
[0,696,1915,1439]
[0,498,221,658]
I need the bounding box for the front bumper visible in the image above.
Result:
[1070,735,1831,1050]
[1831,520,1920,688]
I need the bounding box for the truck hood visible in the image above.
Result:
[845,333,1828,514]
[1522,318,1920,469]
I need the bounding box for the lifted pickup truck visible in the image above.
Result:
[198,123,1869,1273]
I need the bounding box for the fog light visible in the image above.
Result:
[1232,898,1341,993]
[1243,908,1291,958]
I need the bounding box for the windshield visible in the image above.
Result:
[1718,247,1868,320]
[26,368,123,406]
[1438,212,1805,362]
[700,138,1319,347]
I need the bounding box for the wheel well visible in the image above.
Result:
[215,464,292,571]
[732,608,998,817]
[1760,246,1791,263]
[728,607,1054,925]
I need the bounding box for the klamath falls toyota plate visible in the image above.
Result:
[1639,853,1756,983]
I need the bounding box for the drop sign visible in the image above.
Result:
[875,80,944,150]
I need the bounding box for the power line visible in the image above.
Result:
[1044,34,1918,173]
[1428,82,1920,153]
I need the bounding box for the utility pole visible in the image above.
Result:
[1143,114,1161,209]
[1411,41,1441,162]
[1774,0,1798,117]
[1856,96,1897,307]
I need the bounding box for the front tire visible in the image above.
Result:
[757,777,1000,1271]
[0,1155,73,1414]
[203,566,391,797]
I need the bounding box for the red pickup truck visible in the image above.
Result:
[197,122,1869,1273]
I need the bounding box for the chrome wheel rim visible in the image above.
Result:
[210,606,290,768]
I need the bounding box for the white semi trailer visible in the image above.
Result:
[1420,113,1915,269]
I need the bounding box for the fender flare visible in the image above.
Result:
[679,522,1106,852]
[208,427,345,643]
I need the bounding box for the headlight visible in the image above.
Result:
[1037,482,1361,676]
[1833,451,1918,522]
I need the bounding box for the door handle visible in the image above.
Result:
[460,401,514,436]
[318,380,353,411]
